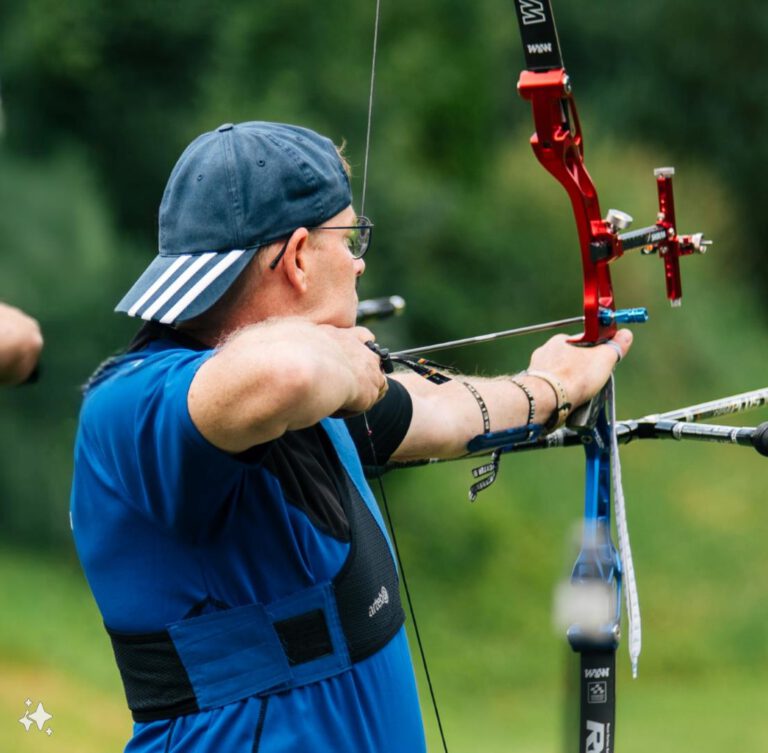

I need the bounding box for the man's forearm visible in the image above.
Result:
[390,371,559,461]
[390,331,631,462]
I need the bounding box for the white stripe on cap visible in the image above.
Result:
[140,252,217,321]
[127,255,191,317]
[159,250,246,324]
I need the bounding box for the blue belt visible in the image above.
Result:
[108,578,403,721]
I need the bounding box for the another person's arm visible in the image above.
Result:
[0,302,43,386]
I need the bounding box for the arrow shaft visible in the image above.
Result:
[393,315,585,358]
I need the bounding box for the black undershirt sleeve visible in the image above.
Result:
[345,377,413,470]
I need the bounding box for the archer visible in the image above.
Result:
[69,120,629,752]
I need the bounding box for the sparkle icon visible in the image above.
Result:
[18,699,53,735]
[29,702,53,731]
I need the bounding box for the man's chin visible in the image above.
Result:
[317,312,358,329]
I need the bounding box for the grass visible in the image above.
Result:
[0,661,129,753]
[0,548,130,751]
[2,536,763,753]
[420,674,768,753]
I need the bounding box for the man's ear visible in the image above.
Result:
[280,228,311,293]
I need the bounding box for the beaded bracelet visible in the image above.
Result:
[461,381,491,434]
[509,377,536,430]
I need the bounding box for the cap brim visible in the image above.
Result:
[115,247,259,325]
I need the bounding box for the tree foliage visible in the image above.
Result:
[0,0,765,543]
[1,4,767,748]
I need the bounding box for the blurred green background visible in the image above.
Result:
[1,0,767,751]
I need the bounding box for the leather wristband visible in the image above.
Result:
[523,369,572,430]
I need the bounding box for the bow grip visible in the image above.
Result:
[566,383,610,432]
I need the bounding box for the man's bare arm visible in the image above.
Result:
[390,330,634,461]
[0,303,43,386]
[188,319,387,453]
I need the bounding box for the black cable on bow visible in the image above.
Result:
[362,411,451,753]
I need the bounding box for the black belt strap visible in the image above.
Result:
[108,607,337,722]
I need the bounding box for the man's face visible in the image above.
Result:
[305,205,367,328]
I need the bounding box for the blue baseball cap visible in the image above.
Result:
[115,121,352,324]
